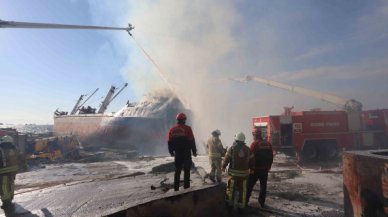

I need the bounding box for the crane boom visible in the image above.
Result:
[70,95,85,115]
[76,88,99,114]
[97,83,127,114]
[231,75,362,113]
[0,19,134,32]
[98,86,116,114]
[108,83,128,104]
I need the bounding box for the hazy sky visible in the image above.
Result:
[1,0,388,131]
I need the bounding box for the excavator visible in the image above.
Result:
[29,135,81,162]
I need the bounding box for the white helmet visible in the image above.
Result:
[212,129,221,136]
[234,132,246,142]
[0,136,13,144]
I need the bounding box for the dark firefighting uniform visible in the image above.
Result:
[0,142,19,206]
[246,138,273,206]
[168,123,197,191]
[207,136,224,182]
[222,141,254,209]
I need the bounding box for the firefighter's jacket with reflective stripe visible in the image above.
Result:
[0,143,19,175]
[250,139,273,172]
[222,142,254,177]
[207,136,224,158]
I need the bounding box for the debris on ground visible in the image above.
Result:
[7,153,344,216]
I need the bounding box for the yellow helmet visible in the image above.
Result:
[0,136,13,144]
[234,132,246,142]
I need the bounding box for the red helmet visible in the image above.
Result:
[176,113,187,121]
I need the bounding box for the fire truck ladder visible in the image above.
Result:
[230,75,363,113]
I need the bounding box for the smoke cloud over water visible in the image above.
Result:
[89,1,388,153]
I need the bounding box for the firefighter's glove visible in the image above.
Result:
[193,153,197,157]
[170,153,175,157]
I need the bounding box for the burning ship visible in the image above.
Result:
[2,18,190,156]
[54,84,186,155]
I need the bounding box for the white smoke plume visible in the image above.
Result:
[122,1,254,150]
[89,1,256,151]
[88,1,329,152]
[115,88,184,118]
[88,1,388,153]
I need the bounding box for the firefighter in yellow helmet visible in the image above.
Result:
[207,129,225,183]
[0,136,19,211]
[222,132,254,213]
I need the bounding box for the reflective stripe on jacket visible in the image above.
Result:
[0,165,18,174]
[209,152,222,158]
[228,168,250,177]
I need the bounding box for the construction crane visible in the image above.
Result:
[0,19,134,33]
[230,75,363,113]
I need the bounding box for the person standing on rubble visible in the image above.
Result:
[222,132,254,213]
[246,127,274,208]
[0,136,19,211]
[168,113,197,191]
[207,129,225,183]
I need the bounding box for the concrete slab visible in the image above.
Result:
[1,157,216,216]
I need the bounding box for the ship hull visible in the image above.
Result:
[54,115,169,155]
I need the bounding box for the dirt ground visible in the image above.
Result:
[246,154,343,217]
[194,153,344,217]
[6,153,344,216]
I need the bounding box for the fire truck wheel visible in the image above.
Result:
[321,144,339,160]
[301,145,318,161]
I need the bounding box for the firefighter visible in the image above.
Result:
[0,136,19,211]
[246,127,274,208]
[168,112,197,191]
[222,132,254,212]
[207,129,225,183]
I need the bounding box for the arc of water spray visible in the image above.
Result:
[128,33,190,109]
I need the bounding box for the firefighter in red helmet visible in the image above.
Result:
[246,127,273,208]
[168,112,197,191]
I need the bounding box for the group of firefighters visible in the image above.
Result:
[0,112,272,214]
[168,112,274,213]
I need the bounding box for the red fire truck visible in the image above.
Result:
[252,108,388,161]
[233,75,388,161]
